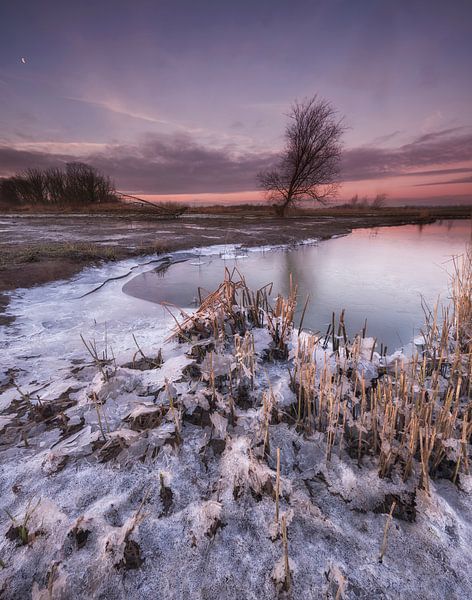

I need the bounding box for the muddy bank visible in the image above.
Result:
[0,258,92,293]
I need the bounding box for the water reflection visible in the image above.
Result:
[122,220,471,351]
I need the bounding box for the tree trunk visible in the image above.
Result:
[278,196,291,217]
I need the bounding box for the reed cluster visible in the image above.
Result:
[169,248,471,492]
[290,245,472,489]
[172,267,296,357]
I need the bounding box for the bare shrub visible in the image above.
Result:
[0,163,118,206]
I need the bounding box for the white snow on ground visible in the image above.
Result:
[0,256,180,402]
[0,244,471,599]
[0,241,311,394]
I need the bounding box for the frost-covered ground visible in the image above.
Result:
[0,245,471,599]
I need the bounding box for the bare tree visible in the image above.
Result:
[21,168,48,204]
[63,162,116,204]
[258,95,344,216]
[371,193,387,209]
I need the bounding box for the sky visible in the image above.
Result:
[0,0,471,205]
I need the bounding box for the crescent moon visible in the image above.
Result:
[21,57,26,64]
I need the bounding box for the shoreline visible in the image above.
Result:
[0,208,470,324]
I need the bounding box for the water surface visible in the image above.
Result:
[123,220,470,351]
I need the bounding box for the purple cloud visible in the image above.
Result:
[414,174,472,186]
[0,134,277,194]
[1,127,471,195]
[341,128,472,182]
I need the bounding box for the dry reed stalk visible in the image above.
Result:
[281,514,291,592]
[318,358,330,432]
[357,376,367,465]
[234,332,256,388]
[267,278,297,351]
[275,447,281,523]
[378,500,397,563]
[453,411,470,482]
[402,415,419,482]
[262,392,270,454]
[91,392,108,441]
[297,362,303,423]
[165,379,181,437]
[80,334,115,381]
[369,338,377,361]
[325,391,335,462]
[298,293,310,335]
[306,361,316,432]
[371,386,378,455]
[326,388,342,463]
[131,333,161,368]
[208,352,216,400]
[419,425,437,494]
[260,384,276,455]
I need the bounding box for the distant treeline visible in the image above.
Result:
[0,163,119,206]
[338,193,388,209]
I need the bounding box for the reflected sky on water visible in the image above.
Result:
[123,219,471,351]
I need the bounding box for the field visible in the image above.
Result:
[0,204,471,598]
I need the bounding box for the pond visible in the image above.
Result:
[123,219,471,351]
